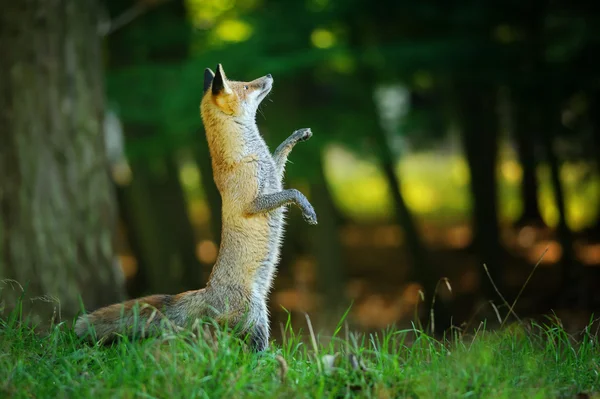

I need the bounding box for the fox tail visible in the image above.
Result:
[74,294,176,342]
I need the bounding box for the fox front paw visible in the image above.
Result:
[293,128,312,142]
[302,206,318,225]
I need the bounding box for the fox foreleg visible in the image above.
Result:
[248,189,317,225]
[272,128,312,179]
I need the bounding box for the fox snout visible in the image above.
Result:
[260,74,273,90]
[255,74,273,101]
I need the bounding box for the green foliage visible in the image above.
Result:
[2,301,600,398]
[100,0,600,210]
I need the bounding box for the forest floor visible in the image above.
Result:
[2,308,599,399]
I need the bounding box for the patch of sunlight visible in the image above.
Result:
[179,163,201,189]
[111,161,132,186]
[332,177,392,220]
[528,240,562,264]
[500,159,522,184]
[402,183,440,214]
[189,201,210,225]
[324,145,379,181]
[215,19,253,42]
[561,162,590,184]
[540,194,559,228]
[311,28,336,49]
[196,240,218,264]
[185,0,235,28]
[578,243,600,265]
[504,198,522,221]
[119,255,138,279]
[567,196,588,231]
[329,52,355,74]
[306,0,329,12]
[561,165,577,184]
[413,71,433,90]
[451,158,470,186]
[321,146,598,228]
[348,178,389,211]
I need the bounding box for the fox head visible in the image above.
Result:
[201,64,273,121]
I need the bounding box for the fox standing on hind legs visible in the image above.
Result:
[74,64,317,351]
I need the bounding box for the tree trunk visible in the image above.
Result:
[193,130,223,247]
[512,100,545,227]
[120,153,202,294]
[0,0,125,324]
[154,155,202,289]
[513,0,547,229]
[310,153,347,317]
[455,85,505,300]
[103,0,202,292]
[540,102,584,308]
[353,71,443,331]
[588,91,600,235]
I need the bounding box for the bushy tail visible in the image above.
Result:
[74,294,175,343]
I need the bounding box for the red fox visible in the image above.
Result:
[74,64,317,351]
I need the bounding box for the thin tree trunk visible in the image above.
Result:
[343,19,443,330]
[121,154,201,294]
[0,0,125,324]
[154,155,202,289]
[114,184,148,298]
[513,0,547,229]
[193,130,223,247]
[513,100,545,227]
[375,130,450,332]
[103,0,202,292]
[455,85,505,300]
[540,101,584,308]
[588,91,600,235]
[310,153,346,317]
[118,161,175,294]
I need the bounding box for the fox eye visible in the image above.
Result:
[243,85,248,90]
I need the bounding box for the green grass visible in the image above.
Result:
[1,306,599,399]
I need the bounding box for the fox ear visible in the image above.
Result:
[212,64,232,95]
[203,68,215,94]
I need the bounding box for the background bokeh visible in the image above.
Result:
[3,0,600,339]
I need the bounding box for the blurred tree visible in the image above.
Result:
[259,71,350,317]
[454,83,505,298]
[510,0,547,229]
[309,154,347,316]
[569,3,600,236]
[104,0,203,293]
[512,98,546,227]
[530,0,585,307]
[192,131,222,248]
[0,0,125,323]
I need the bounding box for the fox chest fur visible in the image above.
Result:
[201,103,285,299]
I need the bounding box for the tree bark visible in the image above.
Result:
[512,0,547,228]
[455,85,505,300]
[512,101,545,227]
[104,0,203,292]
[0,0,125,324]
[540,101,583,308]
[310,153,347,317]
[119,154,202,294]
[588,91,600,235]
[193,130,223,247]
